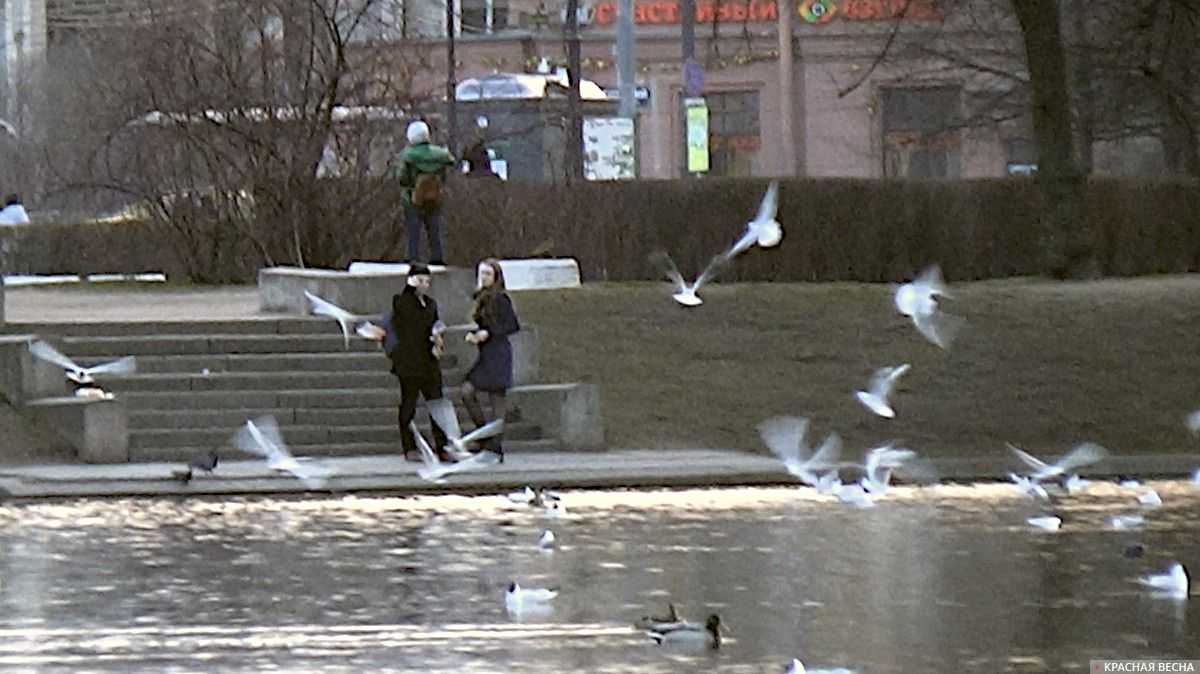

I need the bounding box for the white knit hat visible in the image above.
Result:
[406,120,431,144]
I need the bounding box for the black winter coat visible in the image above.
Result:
[385,285,441,378]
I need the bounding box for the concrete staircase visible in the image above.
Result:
[3,318,559,463]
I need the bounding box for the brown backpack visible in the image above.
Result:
[412,172,444,210]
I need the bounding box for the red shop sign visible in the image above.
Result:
[590,0,943,25]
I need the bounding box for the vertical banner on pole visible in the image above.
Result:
[685,97,709,174]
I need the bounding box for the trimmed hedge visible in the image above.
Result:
[4,177,1199,283]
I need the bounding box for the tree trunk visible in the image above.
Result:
[1011,0,1095,279]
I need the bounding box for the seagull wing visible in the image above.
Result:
[29,340,82,374]
[914,264,949,298]
[1008,443,1049,473]
[758,416,810,466]
[691,252,732,293]
[751,180,780,226]
[84,355,138,377]
[426,398,464,443]
[412,423,448,482]
[809,432,842,470]
[1054,442,1108,474]
[649,252,687,293]
[870,364,909,397]
[912,311,963,350]
[459,419,505,447]
[1186,409,1200,435]
[304,290,356,349]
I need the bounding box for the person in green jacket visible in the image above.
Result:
[395,120,456,265]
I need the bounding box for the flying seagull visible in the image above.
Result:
[29,340,136,386]
[727,180,783,257]
[411,422,500,483]
[758,416,842,487]
[854,364,910,418]
[233,416,334,489]
[426,398,506,460]
[303,290,378,350]
[893,265,962,349]
[1135,562,1190,599]
[1008,442,1108,483]
[649,251,731,307]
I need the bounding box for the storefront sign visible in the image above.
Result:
[590,0,942,25]
[685,98,709,174]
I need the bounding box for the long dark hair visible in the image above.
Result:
[471,258,507,323]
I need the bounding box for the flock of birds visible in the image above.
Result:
[18,181,1200,671]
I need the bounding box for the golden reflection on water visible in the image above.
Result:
[0,483,1196,673]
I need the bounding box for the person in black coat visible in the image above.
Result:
[381,264,450,461]
[461,258,520,461]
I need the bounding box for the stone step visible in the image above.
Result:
[129,438,560,463]
[1,318,353,337]
[55,334,386,357]
[121,387,488,410]
[129,405,509,430]
[104,371,403,392]
[128,421,543,450]
[126,352,434,374]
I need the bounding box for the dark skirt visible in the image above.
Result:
[467,336,513,392]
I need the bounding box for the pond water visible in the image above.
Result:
[0,482,1197,673]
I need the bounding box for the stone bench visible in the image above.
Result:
[507,383,603,451]
[0,335,130,464]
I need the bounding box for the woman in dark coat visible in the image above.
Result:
[462,258,520,461]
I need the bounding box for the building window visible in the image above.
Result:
[1005,137,1037,175]
[706,90,760,177]
[461,0,509,33]
[881,85,962,178]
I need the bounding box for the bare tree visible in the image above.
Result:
[33,0,435,281]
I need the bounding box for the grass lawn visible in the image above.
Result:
[512,275,1200,460]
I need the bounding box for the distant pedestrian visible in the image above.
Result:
[0,194,30,225]
[461,258,520,462]
[463,141,501,181]
[394,121,455,265]
[381,264,451,461]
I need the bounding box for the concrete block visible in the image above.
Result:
[0,335,70,403]
[510,383,604,450]
[258,266,474,323]
[496,258,581,290]
[349,258,582,291]
[26,397,130,463]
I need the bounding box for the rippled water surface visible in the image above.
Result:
[1,482,1198,673]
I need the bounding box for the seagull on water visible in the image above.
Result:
[1135,562,1190,599]
[233,416,334,489]
[758,416,842,487]
[893,265,962,349]
[1027,515,1062,531]
[784,659,857,674]
[1109,515,1145,530]
[1136,490,1162,507]
[505,582,558,614]
[303,290,379,350]
[29,339,136,386]
[537,529,556,550]
[1010,473,1050,500]
[854,364,910,419]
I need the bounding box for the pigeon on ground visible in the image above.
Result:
[172,450,219,484]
